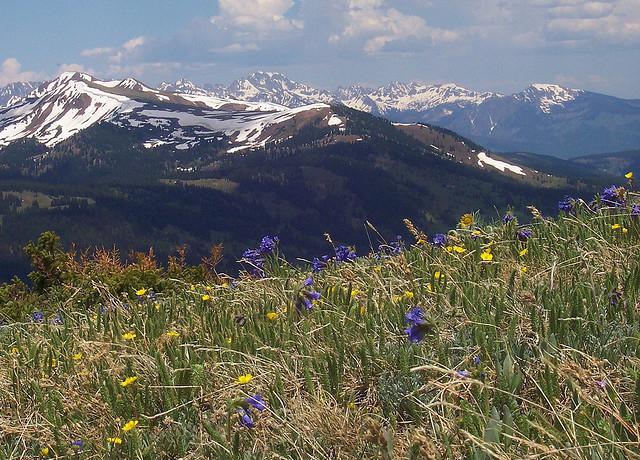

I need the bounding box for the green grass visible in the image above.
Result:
[1,187,639,459]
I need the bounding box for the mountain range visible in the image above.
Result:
[159,72,640,158]
[0,81,39,108]
[3,71,639,157]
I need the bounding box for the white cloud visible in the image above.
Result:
[80,47,114,58]
[211,43,260,54]
[211,0,303,32]
[330,0,459,54]
[0,58,41,86]
[122,36,146,51]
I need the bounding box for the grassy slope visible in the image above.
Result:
[1,187,640,459]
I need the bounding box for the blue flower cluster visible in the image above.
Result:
[242,236,279,277]
[238,393,267,428]
[432,233,448,247]
[297,276,321,311]
[404,307,432,343]
[601,185,625,207]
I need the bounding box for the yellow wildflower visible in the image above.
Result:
[404,291,414,299]
[72,352,83,361]
[521,266,528,274]
[222,281,230,288]
[392,295,402,303]
[625,171,633,180]
[459,213,474,227]
[40,447,50,456]
[225,337,232,345]
[120,376,138,387]
[471,230,482,237]
[519,248,528,257]
[122,420,139,432]
[427,283,433,292]
[612,224,621,230]
[434,271,444,280]
[201,294,211,301]
[360,305,366,315]
[452,245,466,254]
[166,330,180,338]
[266,312,279,321]
[154,303,160,311]
[107,437,123,445]
[135,288,147,296]
[122,332,136,341]
[351,289,361,298]
[417,237,426,245]
[347,402,356,410]
[623,227,629,234]
[236,374,253,385]
[373,266,381,272]
[10,347,19,355]
[51,358,57,368]
[205,285,213,292]
[481,250,494,262]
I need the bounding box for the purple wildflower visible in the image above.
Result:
[71,439,84,451]
[335,245,357,263]
[237,408,255,428]
[246,394,267,412]
[303,276,314,287]
[259,235,279,254]
[473,356,481,366]
[456,370,471,378]
[632,204,640,217]
[558,196,575,213]
[311,255,330,273]
[297,290,321,312]
[32,311,44,323]
[404,306,432,344]
[596,380,607,390]
[518,228,533,242]
[502,212,515,224]
[391,235,404,254]
[601,185,625,207]
[432,233,448,247]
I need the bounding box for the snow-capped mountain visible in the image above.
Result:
[167,72,639,157]
[0,72,344,153]
[0,81,40,108]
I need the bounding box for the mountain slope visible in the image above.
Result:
[0,81,40,108]
[0,72,342,153]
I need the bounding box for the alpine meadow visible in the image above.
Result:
[1,1,640,459]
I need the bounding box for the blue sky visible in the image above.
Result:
[2,0,639,97]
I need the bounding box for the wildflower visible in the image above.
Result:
[40,447,50,456]
[107,437,123,445]
[236,374,253,385]
[473,356,481,366]
[32,311,44,323]
[201,294,211,301]
[259,235,279,254]
[432,233,448,247]
[166,330,180,338]
[266,311,279,320]
[51,314,63,325]
[601,185,625,207]
[72,352,83,361]
[481,249,494,262]
[225,337,233,345]
[632,204,640,217]
[120,376,138,387]
[404,291,414,299]
[502,212,515,224]
[50,358,57,368]
[404,307,433,344]
[335,244,357,262]
[596,380,607,390]
[517,228,533,242]
[10,347,19,355]
[237,407,255,428]
[391,235,404,254]
[459,213,474,227]
[471,229,482,239]
[558,196,575,213]
[311,255,330,272]
[612,223,622,230]
[303,276,314,286]
[521,266,528,274]
[456,370,471,378]
[519,248,528,257]
[347,402,356,410]
[426,283,433,292]
[434,271,444,280]
[135,288,147,297]
[625,171,634,180]
[71,440,84,450]
[242,248,266,278]
[122,420,139,432]
[452,245,466,254]
[351,289,361,298]
[246,393,267,412]
[122,332,136,341]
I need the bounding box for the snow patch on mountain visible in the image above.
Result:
[477,152,526,176]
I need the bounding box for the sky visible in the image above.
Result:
[1,0,640,98]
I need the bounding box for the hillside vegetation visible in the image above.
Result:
[0,175,638,459]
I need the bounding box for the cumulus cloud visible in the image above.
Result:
[211,0,303,32]
[0,58,41,86]
[330,0,459,54]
